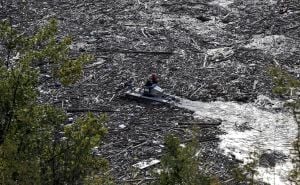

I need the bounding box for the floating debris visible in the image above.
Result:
[132,159,160,170]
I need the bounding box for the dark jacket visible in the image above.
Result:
[145,79,153,87]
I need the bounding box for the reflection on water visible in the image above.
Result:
[177,98,297,185]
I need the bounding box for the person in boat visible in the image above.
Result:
[151,73,158,84]
[144,73,158,96]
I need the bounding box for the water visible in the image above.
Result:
[176,98,298,185]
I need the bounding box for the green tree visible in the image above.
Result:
[269,66,300,184]
[0,19,110,184]
[232,151,259,185]
[154,135,211,185]
[269,66,300,96]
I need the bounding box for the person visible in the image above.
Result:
[151,73,158,84]
[144,73,159,96]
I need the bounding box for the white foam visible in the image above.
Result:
[177,98,298,185]
[244,35,297,56]
[209,0,234,8]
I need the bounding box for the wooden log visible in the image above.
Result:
[98,49,174,55]
[66,107,116,113]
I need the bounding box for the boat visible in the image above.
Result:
[125,85,179,104]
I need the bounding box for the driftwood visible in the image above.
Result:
[117,177,156,183]
[66,107,116,113]
[178,123,221,128]
[6,0,299,183]
[97,49,174,55]
[111,140,149,158]
[184,137,220,143]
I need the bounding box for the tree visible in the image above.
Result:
[232,150,259,185]
[269,66,300,183]
[154,135,212,185]
[0,19,111,184]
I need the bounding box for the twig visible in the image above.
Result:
[189,86,202,98]
[141,28,148,38]
[131,140,149,150]
[109,94,115,102]
[223,178,234,183]
[136,179,144,185]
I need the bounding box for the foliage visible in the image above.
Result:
[289,108,300,183]
[269,66,300,183]
[289,139,300,183]
[232,151,259,185]
[268,66,300,95]
[154,134,212,185]
[0,19,110,184]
